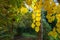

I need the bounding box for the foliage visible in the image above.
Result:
[0,0,37,40]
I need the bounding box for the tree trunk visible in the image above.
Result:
[36,22,43,40]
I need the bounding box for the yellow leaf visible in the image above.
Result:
[36,13,41,17]
[48,28,57,39]
[31,23,35,28]
[35,27,39,32]
[20,6,28,14]
[36,17,41,21]
[32,13,35,19]
[36,22,40,27]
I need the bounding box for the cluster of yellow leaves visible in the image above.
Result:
[45,0,60,39]
[44,0,56,23]
[31,13,41,32]
[46,14,55,23]
[20,6,28,15]
[48,5,60,39]
[31,0,42,32]
[48,28,57,39]
[56,5,60,34]
[11,5,28,15]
